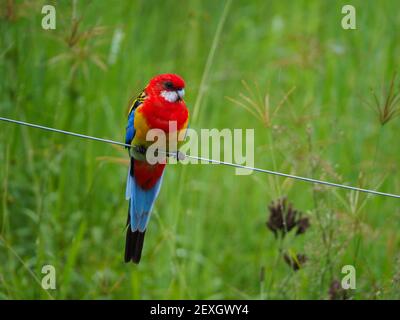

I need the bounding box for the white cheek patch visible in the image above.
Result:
[160,90,178,103]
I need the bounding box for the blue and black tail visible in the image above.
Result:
[124,211,146,263]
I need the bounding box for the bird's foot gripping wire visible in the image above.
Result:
[129,145,147,161]
[166,150,186,162]
[175,150,186,161]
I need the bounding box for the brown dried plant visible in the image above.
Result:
[367,73,400,126]
[266,197,310,238]
[48,10,108,80]
[1,0,42,21]
[226,80,295,128]
[283,251,307,271]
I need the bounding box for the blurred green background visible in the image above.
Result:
[1,0,400,299]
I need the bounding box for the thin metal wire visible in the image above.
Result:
[0,117,130,148]
[1,116,400,199]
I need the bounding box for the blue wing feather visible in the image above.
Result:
[125,90,146,145]
[125,110,135,145]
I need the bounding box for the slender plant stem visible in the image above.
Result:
[192,0,232,123]
[353,125,385,263]
[0,235,54,299]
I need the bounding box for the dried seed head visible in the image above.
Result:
[296,217,310,235]
[368,73,400,126]
[226,81,295,128]
[283,253,307,271]
[328,279,349,300]
[266,197,310,238]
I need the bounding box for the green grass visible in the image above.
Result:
[1,0,400,299]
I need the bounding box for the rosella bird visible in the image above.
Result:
[124,74,189,263]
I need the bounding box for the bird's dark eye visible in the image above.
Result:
[164,81,174,90]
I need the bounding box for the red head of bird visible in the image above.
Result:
[145,74,186,103]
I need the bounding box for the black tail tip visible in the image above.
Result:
[125,228,146,264]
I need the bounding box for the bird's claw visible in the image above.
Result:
[136,145,147,154]
[165,150,185,161]
[129,145,147,160]
[175,150,186,161]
